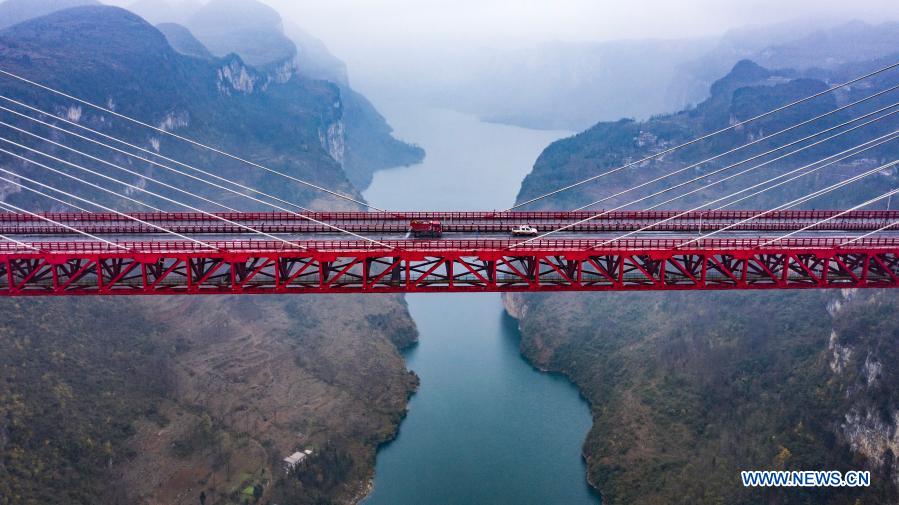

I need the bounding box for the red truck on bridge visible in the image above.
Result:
[410,219,443,237]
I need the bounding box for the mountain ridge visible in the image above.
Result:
[507,56,899,505]
[0,7,419,504]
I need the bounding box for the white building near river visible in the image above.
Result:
[283,449,314,474]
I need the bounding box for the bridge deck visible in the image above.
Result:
[2,236,898,296]
[2,210,898,234]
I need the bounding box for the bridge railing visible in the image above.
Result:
[2,210,899,223]
[2,237,899,254]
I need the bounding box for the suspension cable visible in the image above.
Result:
[0,150,223,250]
[590,140,899,249]
[0,103,395,246]
[0,197,129,250]
[506,61,899,210]
[0,175,93,213]
[0,69,384,211]
[512,107,899,246]
[759,175,899,246]
[571,86,899,212]
[677,155,899,248]
[0,100,313,213]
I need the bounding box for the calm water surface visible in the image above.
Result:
[362,105,599,505]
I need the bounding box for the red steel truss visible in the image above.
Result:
[2,237,899,296]
[2,210,898,234]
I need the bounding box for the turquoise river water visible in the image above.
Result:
[361,105,599,505]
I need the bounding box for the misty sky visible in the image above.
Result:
[104,0,899,103]
[267,0,897,51]
[259,0,898,101]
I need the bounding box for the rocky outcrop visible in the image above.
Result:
[828,289,899,487]
[0,8,417,505]
[320,119,346,166]
[216,57,259,94]
[506,58,899,504]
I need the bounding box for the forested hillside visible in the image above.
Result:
[132,0,425,189]
[0,6,418,504]
[508,58,899,504]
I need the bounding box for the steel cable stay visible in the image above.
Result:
[586,142,899,249]
[0,174,94,213]
[0,197,129,250]
[506,61,899,210]
[675,157,899,248]
[0,120,234,212]
[0,202,41,251]
[510,130,896,250]
[0,149,225,250]
[0,136,301,248]
[511,107,899,247]
[590,102,899,212]
[0,137,396,249]
[0,69,384,212]
[0,103,394,247]
[841,216,899,246]
[710,133,899,211]
[570,88,899,212]
[0,100,314,213]
[759,178,899,246]
[0,234,38,251]
[639,109,899,212]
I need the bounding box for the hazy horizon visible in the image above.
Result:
[102,0,899,101]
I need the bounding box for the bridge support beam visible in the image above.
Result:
[2,239,899,296]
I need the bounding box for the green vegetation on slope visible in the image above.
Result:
[0,7,419,504]
[509,57,899,504]
[0,299,173,504]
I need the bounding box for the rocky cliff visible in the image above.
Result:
[507,58,899,504]
[0,7,418,504]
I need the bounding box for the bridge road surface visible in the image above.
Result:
[1,210,899,296]
[2,210,899,236]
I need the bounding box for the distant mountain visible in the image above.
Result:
[444,19,899,131]
[757,20,899,69]
[172,0,423,188]
[281,22,425,187]
[0,7,418,503]
[508,58,899,505]
[678,20,899,107]
[285,21,348,87]
[0,0,98,29]
[156,21,212,59]
[445,37,715,131]
[184,0,295,68]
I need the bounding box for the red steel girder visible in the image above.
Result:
[1,237,899,296]
[2,210,899,235]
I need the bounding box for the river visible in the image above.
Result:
[362,105,600,505]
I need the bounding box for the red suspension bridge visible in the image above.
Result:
[2,211,899,296]
[1,63,899,297]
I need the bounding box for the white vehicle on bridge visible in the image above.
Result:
[511,224,539,236]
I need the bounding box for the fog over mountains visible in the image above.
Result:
[0,0,427,193]
[430,19,899,130]
[2,1,899,504]
[0,0,99,29]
